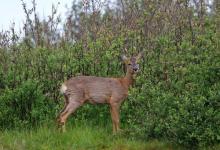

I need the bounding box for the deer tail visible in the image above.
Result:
[60,84,67,94]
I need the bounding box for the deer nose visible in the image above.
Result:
[133,64,139,72]
[133,68,139,72]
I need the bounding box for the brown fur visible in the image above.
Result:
[57,55,141,133]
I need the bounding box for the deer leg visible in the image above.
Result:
[57,101,81,132]
[110,103,120,133]
[110,107,116,133]
[57,95,69,127]
[57,95,68,121]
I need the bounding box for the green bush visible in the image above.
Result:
[121,37,220,147]
[0,18,219,148]
[0,80,55,129]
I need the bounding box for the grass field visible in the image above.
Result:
[0,123,178,150]
[0,123,219,150]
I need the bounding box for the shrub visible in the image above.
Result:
[0,80,55,129]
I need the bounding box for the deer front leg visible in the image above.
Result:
[110,103,120,133]
[110,107,116,133]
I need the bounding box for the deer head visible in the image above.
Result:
[121,52,143,74]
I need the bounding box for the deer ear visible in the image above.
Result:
[136,51,143,61]
[121,55,129,63]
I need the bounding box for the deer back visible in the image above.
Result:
[61,76,129,104]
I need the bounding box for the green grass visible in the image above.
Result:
[0,123,177,150]
[0,123,219,150]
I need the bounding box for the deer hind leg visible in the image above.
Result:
[57,97,82,132]
[57,95,68,128]
[57,95,68,118]
[110,103,120,133]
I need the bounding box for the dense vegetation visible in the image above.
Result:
[0,0,219,149]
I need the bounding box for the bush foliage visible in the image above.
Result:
[0,0,219,148]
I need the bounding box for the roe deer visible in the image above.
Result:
[57,53,142,133]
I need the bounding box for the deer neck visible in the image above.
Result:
[121,71,134,90]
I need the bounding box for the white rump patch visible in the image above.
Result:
[60,84,67,94]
